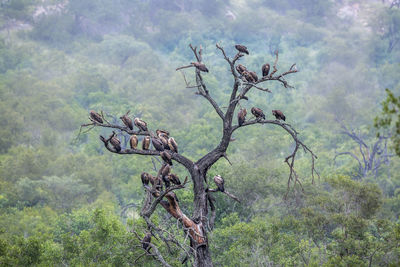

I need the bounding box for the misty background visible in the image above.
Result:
[0,0,399,266]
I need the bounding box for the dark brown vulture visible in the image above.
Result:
[120,114,133,130]
[235,64,247,75]
[161,164,171,177]
[134,118,148,132]
[110,134,121,152]
[141,172,150,185]
[238,108,247,126]
[235,44,249,55]
[142,136,150,150]
[168,173,181,185]
[151,138,164,151]
[272,110,286,121]
[251,107,266,120]
[168,137,178,153]
[142,233,152,252]
[151,175,162,190]
[158,133,170,150]
[160,151,173,166]
[249,71,258,82]
[243,71,255,83]
[191,62,209,72]
[129,135,138,149]
[89,110,103,123]
[156,129,169,137]
[262,63,270,77]
[213,175,225,192]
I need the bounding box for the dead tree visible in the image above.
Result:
[334,121,393,179]
[80,43,318,267]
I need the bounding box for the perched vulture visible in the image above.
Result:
[272,110,286,121]
[168,173,181,185]
[152,138,164,151]
[162,175,171,188]
[158,133,170,150]
[129,135,138,149]
[142,136,150,150]
[161,164,171,178]
[213,175,225,192]
[134,118,148,132]
[262,63,270,77]
[168,137,178,153]
[120,114,133,130]
[152,175,162,190]
[89,110,103,123]
[192,62,209,72]
[110,135,121,152]
[243,71,255,83]
[238,108,247,126]
[141,172,150,185]
[251,107,266,120]
[249,71,258,82]
[160,151,173,166]
[236,64,247,75]
[156,129,169,137]
[235,44,249,55]
[142,233,152,252]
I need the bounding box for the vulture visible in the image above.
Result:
[168,137,178,153]
[262,63,270,77]
[158,133,170,150]
[236,64,247,75]
[168,173,181,185]
[251,107,266,120]
[141,172,150,185]
[152,138,164,151]
[192,62,209,72]
[142,136,150,150]
[272,110,286,121]
[151,175,162,190]
[238,108,247,126]
[89,110,103,123]
[249,71,258,82]
[156,129,169,137]
[142,233,152,252]
[129,135,138,149]
[160,151,173,166]
[243,71,255,83]
[120,114,133,130]
[213,175,225,192]
[161,164,171,178]
[235,44,249,55]
[134,118,148,132]
[109,133,121,152]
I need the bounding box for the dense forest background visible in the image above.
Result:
[0,0,400,266]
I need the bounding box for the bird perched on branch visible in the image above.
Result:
[110,133,121,152]
[238,108,247,126]
[236,64,247,75]
[120,114,133,130]
[142,233,152,252]
[90,110,103,123]
[156,129,169,137]
[158,133,170,150]
[262,63,270,77]
[272,110,286,121]
[152,138,164,151]
[129,135,138,149]
[235,44,249,55]
[161,151,173,166]
[134,118,148,132]
[251,107,266,120]
[142,136,150,150]
[168,173,181,185]
[141,172,150,185]
[161,164,171,187]
[249,71,258,82]
[242,71,255,83]
[213,175,225,192]
[168,137,178,153]
[191,62,209,72]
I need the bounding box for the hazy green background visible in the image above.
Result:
[0,0,399,266]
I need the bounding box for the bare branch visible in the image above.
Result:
[208,188,241,203]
